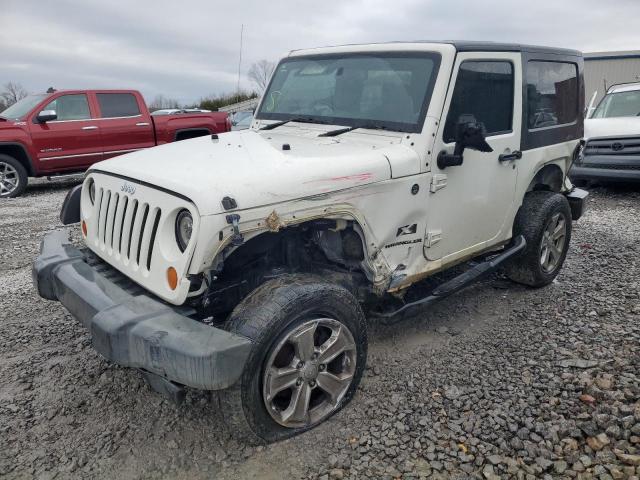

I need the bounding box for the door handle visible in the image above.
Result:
[82,126,98,130]
[136,122,150,127]
[498,150,522,162]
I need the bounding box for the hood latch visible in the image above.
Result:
[225,214,244,246]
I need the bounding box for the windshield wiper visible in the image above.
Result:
[259,117,328,131]
[318,124,389,137]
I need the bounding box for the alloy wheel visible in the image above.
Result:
[0,161,19,197]
[540,211,567,273]
[262,318,357,428]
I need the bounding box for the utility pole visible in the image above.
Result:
[237,24,244,103]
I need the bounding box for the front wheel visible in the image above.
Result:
[505,191,572,287]
[0,154,28,198]
[217,275,367,443]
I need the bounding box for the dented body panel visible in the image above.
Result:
[92,129,397,216]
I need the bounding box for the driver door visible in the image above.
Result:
[424,52,522,261]
[30,93,103,170]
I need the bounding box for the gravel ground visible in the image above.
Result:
[1,179,639,480]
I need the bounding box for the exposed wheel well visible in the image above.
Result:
[193,219,371,320]
[174,129,211,141]
[0,144,33,176]
[527,164,564,193]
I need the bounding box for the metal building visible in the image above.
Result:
[218,97,260,114]
[584,50,640,105]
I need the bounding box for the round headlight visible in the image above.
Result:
[175,210,193,252]
[88,178,96,204]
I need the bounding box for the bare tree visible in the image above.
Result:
[147,94,181,111]
[248,60,275,92]
[1,82,28,107]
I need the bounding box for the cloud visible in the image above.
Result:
[1,0,638,104]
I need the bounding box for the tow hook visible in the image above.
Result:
[226,214,244,246]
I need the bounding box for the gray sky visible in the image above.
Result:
[1,0,639,105]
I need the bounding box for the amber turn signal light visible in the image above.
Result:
[81,220,87,237]
[167,267,178,290]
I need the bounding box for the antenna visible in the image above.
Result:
[237,24,244,103]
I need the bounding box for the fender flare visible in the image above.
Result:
[0,141,35,175]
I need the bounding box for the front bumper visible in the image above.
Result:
[32,230,252,391]
[570,155,640,183]
[566,187,589,221]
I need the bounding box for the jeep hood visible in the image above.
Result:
[585,117,640,140]
[91,130,416,216]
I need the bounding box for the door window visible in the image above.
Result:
[443,61,514,143]
[526,61,578,129]
[43,94,91,121]
[96,93,141,118]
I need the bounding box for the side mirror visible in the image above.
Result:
[437,115,493,169]
[36,110,57,123]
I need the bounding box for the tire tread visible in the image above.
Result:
[505,191,572,287]
[217,274,367,444]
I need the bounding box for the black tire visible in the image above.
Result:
[217,275,367,444]
[0,154,28,198]
[505,191,572,287]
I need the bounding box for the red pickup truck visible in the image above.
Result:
[0,89,231,197]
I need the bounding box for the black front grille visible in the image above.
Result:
[583,163,640,171]
[584,137,640,156]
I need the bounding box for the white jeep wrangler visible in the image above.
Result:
[34,41,588,443]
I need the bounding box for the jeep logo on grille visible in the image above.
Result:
[611,142,624,152]
[121,183,136,195]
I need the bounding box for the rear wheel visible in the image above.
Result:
[217,275,367,443]
[505,191,572,287]
[0,154,28,198]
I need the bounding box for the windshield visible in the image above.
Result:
[0,94,49,120]
[256,52,441,133]
[592,90,640,118]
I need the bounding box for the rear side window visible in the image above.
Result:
[43,94,91,121]
[443,61,514,143]
[96,93,141,118]
[526,61,578,129]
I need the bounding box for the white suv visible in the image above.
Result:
[571,82,640,184]
[34,41,587,443]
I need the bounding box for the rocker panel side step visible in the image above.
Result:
[373,235,527,322]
